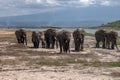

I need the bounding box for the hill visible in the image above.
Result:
[97,20,120,29]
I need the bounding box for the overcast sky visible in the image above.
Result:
[0,0,120,17]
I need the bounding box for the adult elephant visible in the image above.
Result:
[44,29,57,49]
[57,30,71,53]
[106,30,118,50]
[73,28,85,51]
[32,31,40,48]
[95,29,106,48]
[15,29,27,45]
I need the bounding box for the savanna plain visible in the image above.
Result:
[0,28,120,80]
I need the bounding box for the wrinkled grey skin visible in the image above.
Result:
[73,28,85,51]
[44,29,57,49]
[95,29,106,48]
[57,30,71,53]
[39,31,46,48]
[15,29,27,45]
[106,30,118,49]
[32,31,40,48]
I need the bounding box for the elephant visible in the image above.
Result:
[95,29,106,48]
[56,30,71,53]
[105,30,118,50]
[32,31,40,48]
[44,29,57,49]
[15,29,27,45]
[73,28,85,51]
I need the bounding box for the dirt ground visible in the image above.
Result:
[0,29,120,80]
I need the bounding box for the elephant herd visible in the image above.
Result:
[95,29,118,50]
[15,28,119,53]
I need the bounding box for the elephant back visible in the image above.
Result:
[95,29,107,41]
[57,30,71,40]
[106,30,118,40]
[44,29,57,38]
[15,29,26,37]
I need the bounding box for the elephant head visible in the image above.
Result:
[73,28,85,51]
[44,28,57,49]
[95,29,106,48]
[56,30,71,53]
[15,29,27,45]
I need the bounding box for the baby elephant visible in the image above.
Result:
[15,29,27,45]
[57,30,71,53]
[73,28,85,51]
[32,31,40,48]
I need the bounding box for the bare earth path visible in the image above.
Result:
[0,29,119,80]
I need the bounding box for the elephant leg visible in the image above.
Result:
[37,41,40,48]
[46,40,50,48]
[96,40,100,48]
[111,42,115,49]
[75,40,78,51]
[102,41,105,48]
[20,37,24,44]
[77,42,80,51]
[42,40,45,48]
[17,38,21,43]
[59,42,62,53]
[67,40,70,53]
[51,39,55,49]
[80,43,84,51]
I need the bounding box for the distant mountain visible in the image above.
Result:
[0,13,104,27]
[0,6,120,27]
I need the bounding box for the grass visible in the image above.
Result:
[36,61,68,66]
[82,61,120,67]
[85,33,94,37]
[117,37,120,45]
[35,59,120,67]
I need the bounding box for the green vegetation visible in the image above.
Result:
[117,37,120,45]
[35,59,120,67]
[85,32,94,37]
[36,61,67,66]
[96,20,120,30]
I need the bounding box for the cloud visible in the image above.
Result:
[0,0,120,17]
[101,0,110,6]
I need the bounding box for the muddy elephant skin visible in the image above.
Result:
[32,31,40,48]
[95,29,106,48]
[44,29,57,49]
[73,28,85,51]
[57,30,71,53]
[15,29,27,45]
[106,30,118,49]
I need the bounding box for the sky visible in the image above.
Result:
[0,0,120,27]
[0,0,120,17]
